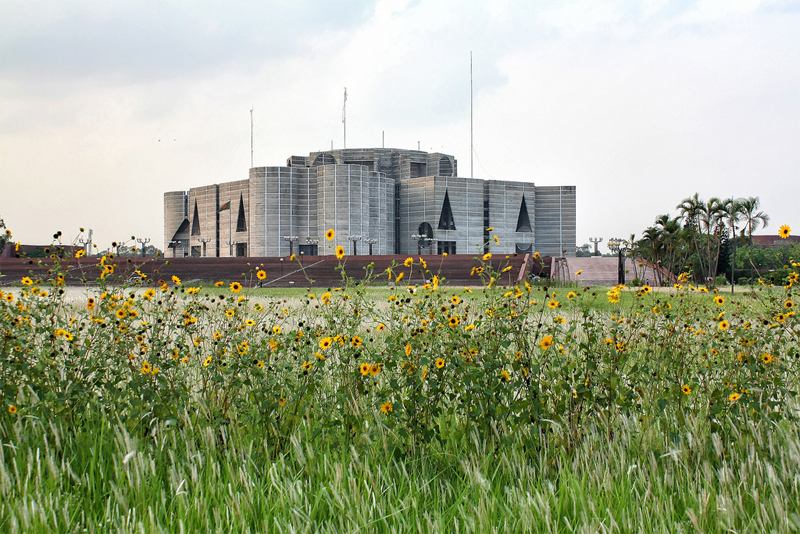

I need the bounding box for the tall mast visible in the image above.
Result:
[342,87,347,149]
[470,52,474,178]
[250,106,254,168]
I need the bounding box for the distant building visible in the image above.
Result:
[164,148,576,258]
[750,235,800,247]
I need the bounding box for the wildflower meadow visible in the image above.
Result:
[1,225,799,532]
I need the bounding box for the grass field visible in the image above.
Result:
[1,255,799,532]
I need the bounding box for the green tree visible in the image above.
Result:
[737,196,770,281]
[0,217,11,254]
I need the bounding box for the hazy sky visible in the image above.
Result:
[2,0,799,253]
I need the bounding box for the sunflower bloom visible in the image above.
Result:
[326,229,335,241]
[230,282,242,293]
[540,335,554,350]
[682,385,691,395]
[380,401,393,414]
[729,392,741,402]
[257,270,267,280]
[779,225,791,238]
[335,246,345,260]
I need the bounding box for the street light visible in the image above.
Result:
[348,235,362,255]
[422,236,438,252]
[198,237,211,257]
[283,235,299,257]
[607,237,630,285]
[136,237,150,257]
[589,237,603,257]
[363,238,378,256]
[411,234,423,255]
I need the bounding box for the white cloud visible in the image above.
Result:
[1,0,799,252]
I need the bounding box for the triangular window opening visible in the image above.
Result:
[438,190,456,230]
[171,219,190,242]
[191,201,201,236]
[516,195,532,233]
[236,194,247,232]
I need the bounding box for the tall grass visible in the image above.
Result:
[2,405,799,533]
[2,242,799,532]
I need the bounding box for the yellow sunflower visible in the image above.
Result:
[326,229,335,241]
[335,246,345,260]
[779,224,791,239]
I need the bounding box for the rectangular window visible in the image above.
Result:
[437,241,457,255]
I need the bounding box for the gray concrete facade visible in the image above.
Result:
[164,147,576,258]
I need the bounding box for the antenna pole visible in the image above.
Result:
[470,51,473,178]
[250,106,254,168]
[342,87,347,149]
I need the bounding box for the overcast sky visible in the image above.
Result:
[2,0,799,253]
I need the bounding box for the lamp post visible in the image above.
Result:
[411,234,423,255]
[283,235,299,257]
[225,240,234,257]
[607,238,630,286]
[422,236,437,253]
[364,238,378,256]
[348,235,362,256]
[136,237,150,257]
[198,237,211,257]
[589,237,603,256]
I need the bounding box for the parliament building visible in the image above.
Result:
[164,147,576,258]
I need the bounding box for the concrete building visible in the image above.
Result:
[164,147,576,258]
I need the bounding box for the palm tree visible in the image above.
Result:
[719,198,742,292]
[677,194,725,287]
[737,197,770,283]
[654,214,683,283]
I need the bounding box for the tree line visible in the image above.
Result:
[633,195,771,288]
